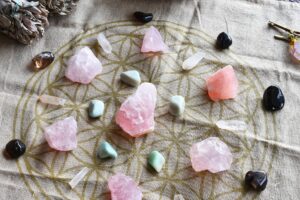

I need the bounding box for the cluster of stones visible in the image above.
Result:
[5,11,289,200]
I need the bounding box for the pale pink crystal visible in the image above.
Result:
[65,47,102,84]
[44,117,77,151]
[206,65,238,101]
[116,83,157,137]
[141,26,169,53]
[190,137,233,173]
[108,173,142,200]
[289,40,300,63]
[39,94,66,106]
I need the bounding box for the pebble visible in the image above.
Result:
[148,151,165,172]
[5,139,26,159]
[88,100,105,118]
[216,32,232,49]
[169,95,185,116]
[134,11,153,23]
[120,70,141,87]
[97,141,118,159]
[245,171,268,191]
[263,86,285,111]
[32,51,54,70]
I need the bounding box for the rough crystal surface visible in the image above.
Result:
[182,51,205,70]
[290,39,300,63]
[39,94,66,106]
[190,137,233,173]
[65,47,102,84]
[97,33,112,54]
[116,83,157,137]
[206,65,238,101]
[108,173,142,200]
[141,26,169,53]
[44,117,77,151]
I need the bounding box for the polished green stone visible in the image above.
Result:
[120,70,141,87]
[88,100,105,118]
[169,95,185,116]
[97,141,118,159]
[148,151,165,172]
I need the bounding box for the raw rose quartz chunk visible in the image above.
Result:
[141,26,169,53]
[116,83,157,137]
[44,117,77,151]
[206,65,238,101]
[65,47,102,84]
[190,137,233,173]
[108,173,142,200]
[290,39,300,63]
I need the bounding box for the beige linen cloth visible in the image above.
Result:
[0,0,299,199]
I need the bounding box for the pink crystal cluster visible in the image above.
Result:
[44,117,78,151]
[108,173,143,200]
[290,39,300,63]
[116,83,157,137]
[190,137,233,173]
[141,26,169,53]
[206,65,239,101]
[65,47,102,84]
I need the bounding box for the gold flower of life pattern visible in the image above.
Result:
[13,21,277,200]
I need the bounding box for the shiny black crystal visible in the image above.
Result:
[216,32,232,49]
[5,139,26,159]
[134,11,153,23]
[263,86,285,111]
[245,171,268,191]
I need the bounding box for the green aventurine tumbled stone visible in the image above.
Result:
[148,151,165,172]
[169,95,185,116]
[88,100,105,118]
[120,70,141,87]
[97,141,118,159]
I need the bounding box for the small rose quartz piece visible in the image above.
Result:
[116,83,157,137]
[290,39,300,63]
[65,47,102,84]
[108,173,142,200]
[141,26,169,53]
[39,94,66,106]
[44,117,77,151]
[206,65,238,101]
[190,137,233,173]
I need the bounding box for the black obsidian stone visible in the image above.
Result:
[5,139,26,159]
[263,86,285,111]
[245,171,268,191]
[134,11,153,23]
[216,32,232,49]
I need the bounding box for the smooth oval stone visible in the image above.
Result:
[134,11,153,23]
[5,139,26,159]
[32,51,55,70]
[245,171,268,191]
[120,70,141,87]
[148,151,165,172]
[169,95,185,116]
[216,32,232,49]
[263,86,285,111]
[88,100,105,118]
[97,141,118,159]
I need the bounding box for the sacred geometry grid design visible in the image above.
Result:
[13,21,277,200]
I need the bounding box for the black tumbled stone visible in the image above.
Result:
[5,139,26,159]
[245,171,268,191]
[134,11,153,23]
[263,86,285,111]
[216,32,232,49]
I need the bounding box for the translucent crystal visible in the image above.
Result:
[289,39,300,63]
[97,33,112,54]
[32,51,55,70]
[69,167,90,189]
[39,94,66,106]
[108,173,142,200]
[216,120,247,131]
[141,26,169,53]
[116,83,157,137]
[190,137,233,173]
[182,51,205,70]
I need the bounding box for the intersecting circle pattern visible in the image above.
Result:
[13,21,277,200]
